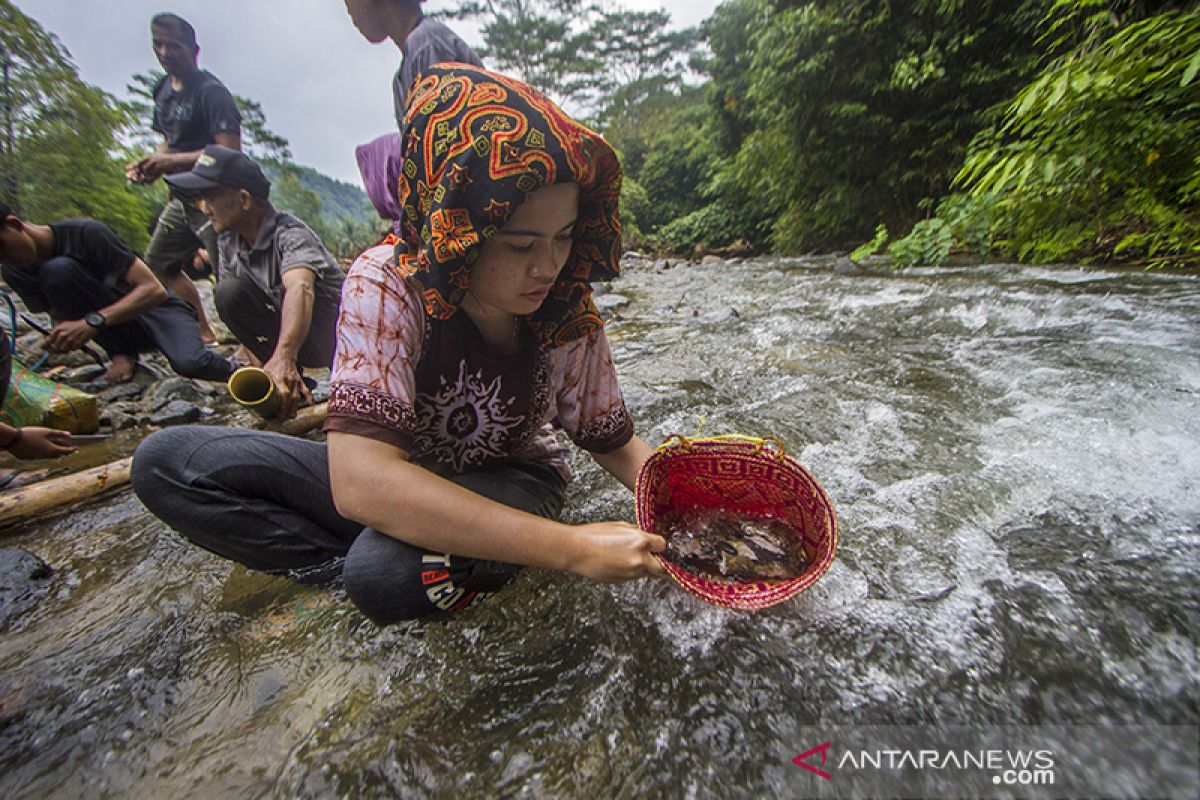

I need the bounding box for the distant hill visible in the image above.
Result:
[261,160,375,226]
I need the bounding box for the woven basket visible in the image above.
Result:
[635,435,838,610]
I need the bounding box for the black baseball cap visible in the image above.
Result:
[165,145,271,199]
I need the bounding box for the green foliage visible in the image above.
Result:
[869,193,993,266]
[0,1,154,248]
[445,0,697,121]
[270,162,374,225]
[584,9,697,126]
[956,4,1200,266]
[445,0,600,108]
[697,0,1050,253]
[654,201,757,253]
[618,174,649,247]
[850,224,888,262]
[887,217,954,267]
[637,112,714,232]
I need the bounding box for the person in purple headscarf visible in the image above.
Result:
[355,133,404,240]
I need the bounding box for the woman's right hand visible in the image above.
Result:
[567,521,667,583]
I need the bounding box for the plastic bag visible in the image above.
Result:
[1,357,99,434]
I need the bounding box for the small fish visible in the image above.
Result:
[659,508,808,582]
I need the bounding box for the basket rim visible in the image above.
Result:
[636,435,839,611]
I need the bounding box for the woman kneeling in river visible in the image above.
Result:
[132,64,665,624]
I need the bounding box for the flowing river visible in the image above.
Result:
[1,257,1197,798]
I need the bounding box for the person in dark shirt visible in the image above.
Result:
[126,13,241,347]
[0,202,234,384]
[342,0,483,130]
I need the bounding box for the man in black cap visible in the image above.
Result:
[127,12,241,346]
[166,146,344,418]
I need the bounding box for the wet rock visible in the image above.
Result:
[834,258,863,275]
[80,364,159,395]
[591,282,610,297]
[594,294,631,312]
[696,307,740,324]
[66,364,107,383]
[0,549,52,629]
[98,383,145,403]
[101,409,139,431]
[15,330,43,352]
[701,255,723,265]
[143,377,206,406]
[144,400,202,427]
[621,250,645,261]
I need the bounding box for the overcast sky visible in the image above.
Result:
[18,0,720,187]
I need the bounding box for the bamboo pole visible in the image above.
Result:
[0,457,132,529]
[0,403,330,531]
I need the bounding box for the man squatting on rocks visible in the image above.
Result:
[126,12,241,346]
[0,202,235,384]
[133,65,666,625]
[164,146,344,419]
[342,0,484,133]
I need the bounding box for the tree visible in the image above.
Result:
[0,1,152,248]
[443,0,698,120]
[699,0,1051,253]
[585,9,697,125]
[955,2,1200,266]
[444,0,600,108]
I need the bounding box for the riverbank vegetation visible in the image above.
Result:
[2,0,1195,268]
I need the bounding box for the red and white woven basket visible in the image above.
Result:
[635,435,838,610]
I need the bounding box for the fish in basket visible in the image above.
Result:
[635,435,838,610]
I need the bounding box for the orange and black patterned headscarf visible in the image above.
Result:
[396,63,622,347]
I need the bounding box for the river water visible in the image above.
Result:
[1,258,1197,798]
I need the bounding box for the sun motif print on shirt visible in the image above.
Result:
[414,361,526,472]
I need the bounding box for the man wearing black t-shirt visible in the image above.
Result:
[127,12,241,347]
[0,202,234,385]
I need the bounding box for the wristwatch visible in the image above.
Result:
[84,311,107,329]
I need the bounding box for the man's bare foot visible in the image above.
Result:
[233,344,262,368]
[105,354,138,383]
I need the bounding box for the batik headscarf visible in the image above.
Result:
[396,63,622,347]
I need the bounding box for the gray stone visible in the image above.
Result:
[621,250,644,261]
[697,307,740,324]
[0,549,52,630]
[16,331,42,351]
[701,254,723,265]
[66,364,107,383]
[98,383,144,403]
[834,258,863,275]
[101,410,139,431]
[590,282,610,297]
[143,377,205,406]
[594,294,631,311]
[145,400,202,427]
